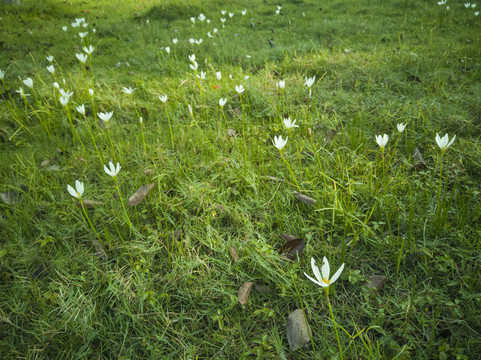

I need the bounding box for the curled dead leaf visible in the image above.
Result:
[92,238,107,260]
[280,234,306,261]
[76,199,104,208]
[294,191,316,206]
[228,246,239,263]
[128,183,156,206]
[238,281,254,305]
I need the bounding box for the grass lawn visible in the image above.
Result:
[1,0,480,358]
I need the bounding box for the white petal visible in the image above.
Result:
[321,256,330,280]
[329,263,345,284]
[311,257,323,283]
[67,184,78,198]
[304,272,327,287]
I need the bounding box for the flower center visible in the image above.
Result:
[322,278,330,284]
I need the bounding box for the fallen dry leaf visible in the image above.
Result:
[163,230,182,250]
[228,246,239,263]
[286,309,312,351]
[76,199,104,208]
[294,191,316,206]
[127,183,156,206]
[238,281,254,305]
[265,175,284,182]
[92,238,107,260]
[280,234,306,261]
[366,275,387,291]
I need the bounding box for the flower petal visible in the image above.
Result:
[321,256,330,281]
[329,263,345,284]
[67,184,78,198]
[311,257,323,283]
[304,272,327,287]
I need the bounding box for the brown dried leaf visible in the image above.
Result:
[92,239,107,260]
[163,230,182,250]
[238,281,254,305]
[76,199,104,208]
[412,147,426,169]
[366,275,387,291]
[265,175,284,182]
[144,169,154,176]
[325,128,337,145]
[286,309,312,351]
[228,246,239,263]
[294,191,316,206]
[228,129,237,137]
[1,191,20,205]
[280,235,306,261]
[127,183,156,206]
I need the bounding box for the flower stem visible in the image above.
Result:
[281,152,300,191]
[115,176,132,228]
[325,289,343,360]
[79,198,104,246]
[165,106,174,151]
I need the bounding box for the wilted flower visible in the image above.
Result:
[304,257,345,288]
[59,95,70,106]
[67,180,84,198]
[46,56,54,62]
[235,84,245,94]
[23,78,33,88]
[122,87,136,95]
[76,104,85,115]
[272,135,288,150]
[139,116,143,124]
[304,76,315,88]
[397,123,406,133]
[98,111,113,123]
[219,98,227,107]
[435,133,456,151]
[104,161,121,177]
[76,53,88,63]
[83,45,94,54]
[284,117,299,129]
[375,134,389,149]
[47,65,55,74]
[216,71,221,81]
[159,95,168,103]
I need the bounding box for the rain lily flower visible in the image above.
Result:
[465,2,471,7]
[104,161,121,177]
[47,65,55,74]
[122,87,136,95]
[197,71,206,80]
[76,53,88,63]
[219,98,227,107]
[165,46,170,55]
[304,76,315,88]
[72,22,79,28]
[82,23,88,28]
[76,104,85,115]
[397,123,406,133]
[304,257,345,288]
[23,78,33,88]
[277,80,285,89]
[67,180,84,198]
[159,95,168,103]
[475,11,479,15]
[272,135,288,150]
[53,82,60,90]
[235,85,245,94]
[16,87,28,97]
[242,9,247,15]
[213,28,218,34]
[189,54,196,62]
[375,134,389,149]
[229,12,234,18]
[190,61,198,71]
[472,3,477,7]
[0,70,4,80]
[59,89,74,98]
[78,32,88,39]
[59,96,70,106]
[83,45,94,54]
[46,56,54,62]
[62,26,68,31]
[139,116,143,124]
[435,133,456,151]
[88,89,94,97]
[284,117,299,129]
[172,38,178,44]
[194,38,203,45]
[190,17,196,24]
[189,38,195,44]
[98,111,113,123]
[216,71,222,81]
[198,13,206,21]
[221,10,226,15]
[207,32,213,38]
[221,18,226,24]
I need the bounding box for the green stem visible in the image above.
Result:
[79,198,104,246]
[115,176,133,228]
[325,289,343,360]
[165,106,174,151]
[281,152,300,191]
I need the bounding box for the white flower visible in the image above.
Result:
[190,61,198,71]
[82,23,88,28]
[245,75,250,80]
[277,5,282,10]
[189,54,196,62]
[59,96,70,106]
[277,80,285,89]
[16,87,28,97]
[62,26,68,31]
[207,19,211,24]
[78,32,88,39]
[198,13,206,21]
[235,84,245,94]
[207,32,213,38]
[304,257,345,288]
[46,56,54,62]
[213,28,218,33]
[98,111,113,123]
[59,88,74,98]
[104,161,121,177]
[284,117,299,129]
[0,70,4,80]
[53,82,60,90]
[197,71,206,80]
[83,45,94,54]
[172,38,178,44]
[139,116,143,124]
[122,87,136,95]
[189,38,195,44]
[47,65,55,74]
[435,133,456,151]
[221,18,226,23]
[229,74,233,80]
[276,9,280,14]
[219,98,227,107]
[472,3,477,8]
[465,2,471,7]
[92,28,96,33]
[72,22,79,28]
[159,95,168,103]
[67,180,84,198]
[242,9,247,15]
[23,78,33,88]
[195,38,203,45]
[216,71,222,81]
[375,134,389,149]
[221,10,226,15]
[76,104,85,115]
[397,123,406,133]
[272,135,288,150]
[304,76,315,88]
[229,12,234,18]
[190,17,196,24]
[76,53,88,63]
[165,46,170,55]
[88,89,94,97]
[475,11,479,15]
